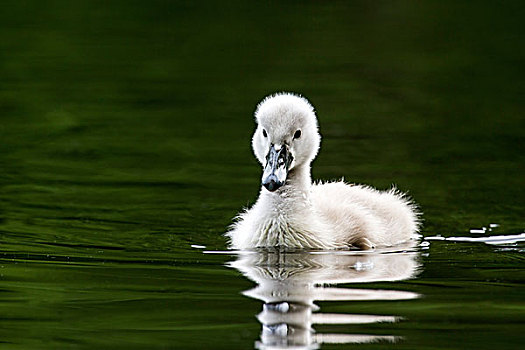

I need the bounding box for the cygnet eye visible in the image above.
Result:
[262,129,267,138]
[293,130,301,139]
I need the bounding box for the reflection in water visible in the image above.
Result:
[228,247,420,349]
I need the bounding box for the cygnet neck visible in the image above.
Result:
[285,164,312,192]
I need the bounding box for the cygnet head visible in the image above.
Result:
[252,93,321,192]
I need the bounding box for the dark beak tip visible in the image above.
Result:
[263,180,278,192]
[262,175,283,192]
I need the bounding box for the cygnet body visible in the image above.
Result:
[227,93,419,250]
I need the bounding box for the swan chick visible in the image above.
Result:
[226,92,419,250]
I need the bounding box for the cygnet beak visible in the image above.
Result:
[262,144,293,192]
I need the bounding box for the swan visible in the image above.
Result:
[226,92,419,250]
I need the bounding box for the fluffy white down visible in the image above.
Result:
[226,92,420,250]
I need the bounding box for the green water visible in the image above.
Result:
[1,1,524,349]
